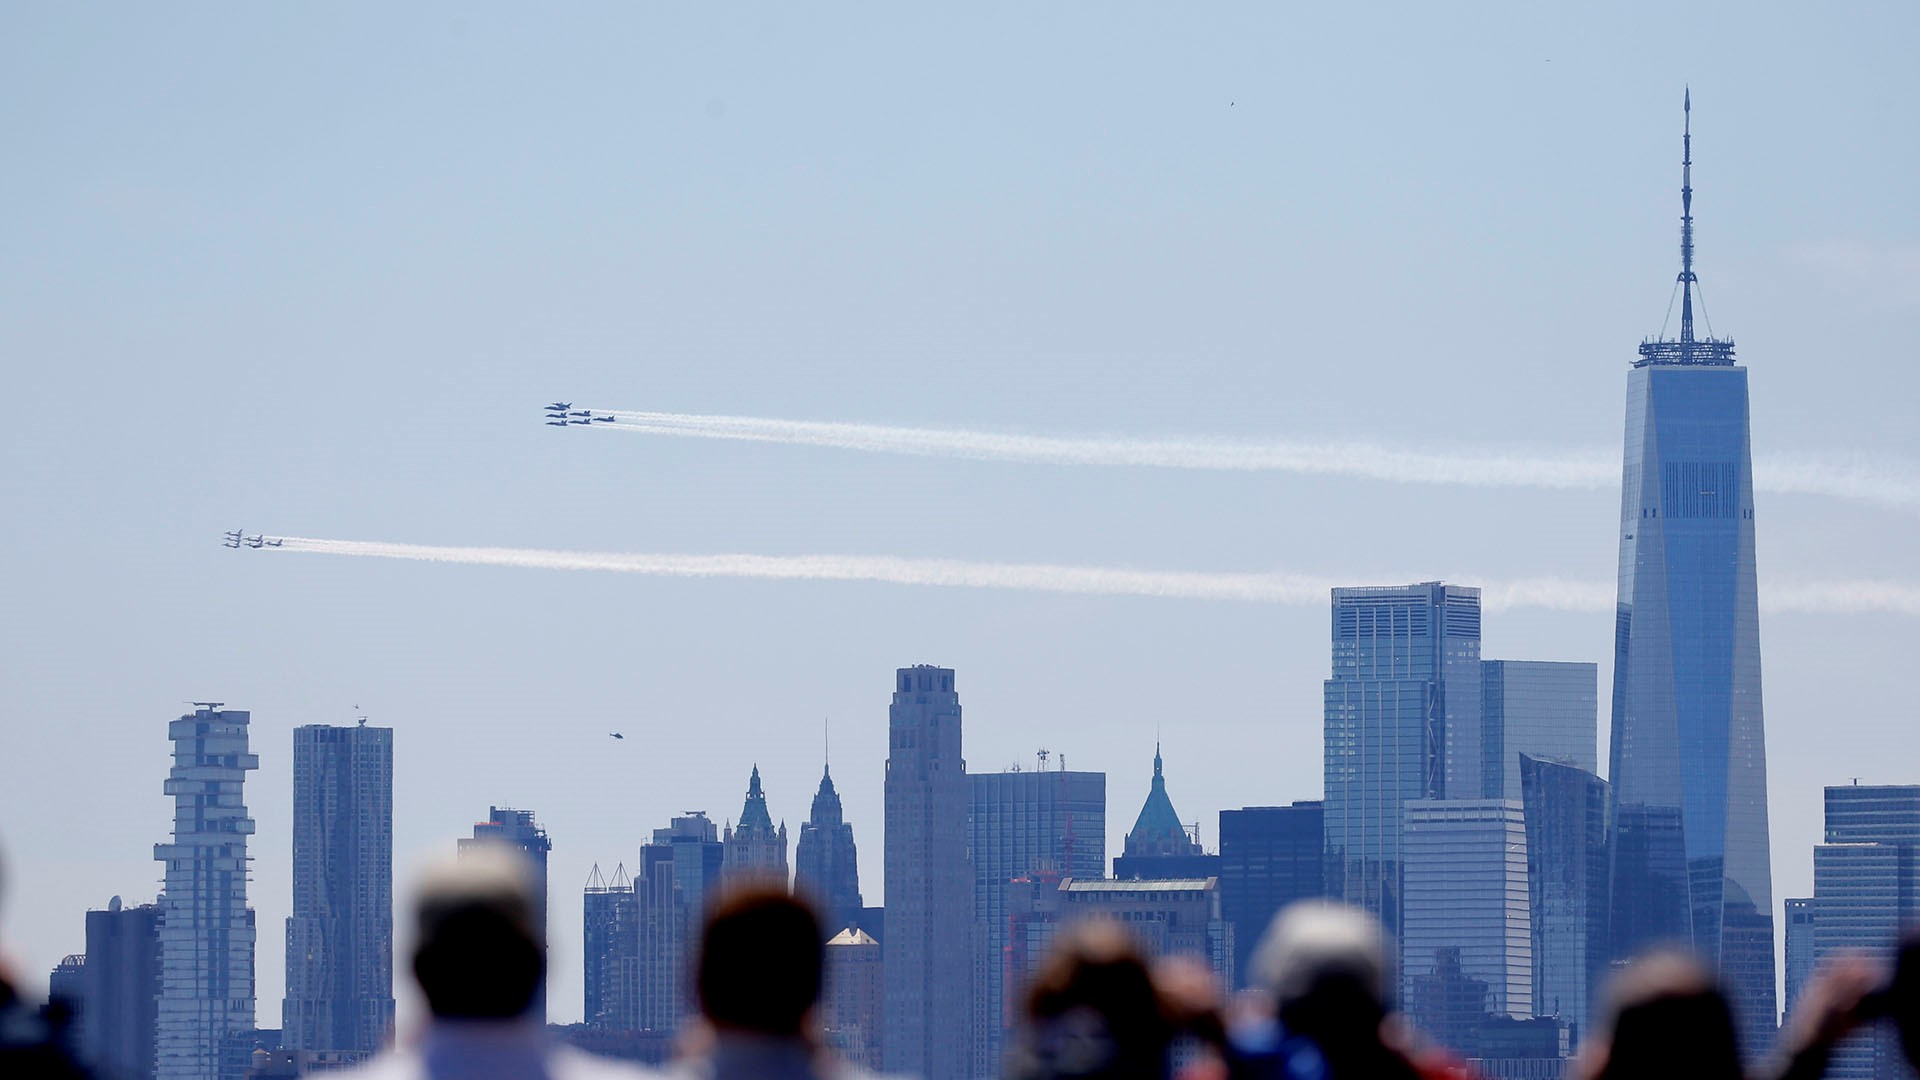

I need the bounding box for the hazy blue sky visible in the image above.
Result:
[3,3,1915,1025]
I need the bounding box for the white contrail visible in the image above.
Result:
[262,537,1920,617]
[580,409,1920,510]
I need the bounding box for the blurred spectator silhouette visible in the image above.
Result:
[1227,900,1432,1080]
[0,843,91,1079]
[335,843,657,1080]
[1004,919,1175,1080]
[666,879,876,1080]
[1570,951,1742,1080]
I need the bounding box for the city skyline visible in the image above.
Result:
[5,2,1917,1039]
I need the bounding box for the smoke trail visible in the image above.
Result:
[263,537,1920,617]
[582,409,1920,509]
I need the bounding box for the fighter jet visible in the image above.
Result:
[568,419,592,425]
[591,414,615,422]
[246,535,266,548]
[568,410,592,417]
[546,402,573,411]
[546,420,569,427]
[265,538,284,547]
[222,530,243,549]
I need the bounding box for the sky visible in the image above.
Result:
[2,2,1916,1028]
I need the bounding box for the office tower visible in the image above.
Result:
[1481,660,1597,801]
[883,664,971,1080]
[50,953,86,1036]
[969,761,1106,1073]
[459,807,552,1022]
[1401,800,1531,1049]
[1219,801,1325,989]
[794,764,863,932]
[1055,878,1235,988]
[583,864,637,1031]
[154,705,259,1080]
[80,897,163,1080]
[1324,583,1482,932]
[722,765,789,882]
[635,812,725,1033]
[1606,94,1777,1057]
[1113,746,1220,880]
[823,927,884,1072]
[1519,755,1610,1045]
[1783,897,1814,1020]
[282,722,394,1061]
[1808,785,1920,1080]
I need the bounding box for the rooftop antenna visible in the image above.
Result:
[1679,87,1696,346]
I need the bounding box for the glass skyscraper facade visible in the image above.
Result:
[283,722,394,1061]
[1219,801,1325,989]
[968,765,1105,1076]
[1401,799,1532,1040]
[1519,754,1610,1045]
[635,812,724,1033]
[1481,660,1597,801]
[1806,785,1920,1080]
[154,706,259,1080]
[1607,95,1776,1059]
[1325,583,1482,933]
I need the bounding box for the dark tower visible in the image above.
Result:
[1608,92,1776,1060]
[795,763,864,932]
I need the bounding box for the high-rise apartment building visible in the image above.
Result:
[1606,95,1776,1057]
[154,705,259,1080]
[1480,660,1597,801]
[635,812,725,1033]
[1113,747,1218,881]
[883,664,971,1080]
[582,864,637,1031]
[969,762,1105,1074]
[1056,878,1235,988]
[1807,785,1920,1080]
[795,765,863,933]
[82,897,163,1080]
[722,766,789,882]
[1401,800,1531,1050]
[823,927,884,1072]
[459,807,551,1022]
[1518,754,1610,1045]
[282,722,394,1060]
[1324,583,1482,932]
[1783,896,1814,1020]
[1218,802,1325,990]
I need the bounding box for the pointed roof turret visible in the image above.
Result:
[737,764,776,835]
[1125,743,1201,857]
[810,763,844,825]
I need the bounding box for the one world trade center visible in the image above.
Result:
[1608,92,1776,1057]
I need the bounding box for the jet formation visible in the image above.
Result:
[544,401,615,427]
[222,529,283,549]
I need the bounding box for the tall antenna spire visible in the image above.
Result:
[1638,88,1734,368]
[1679,86,1695,345]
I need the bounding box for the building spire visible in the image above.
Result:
[1638,88,1733,367]
[1679,86,1696,345]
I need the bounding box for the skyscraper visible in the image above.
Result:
[1480,660,1597,801]
[582,863,637,1031]
[283,721,394,1061]
[1807,785,1920,1080]
[1324,583,1482,932]
[1401,800,1531,1049]
[794,764,863,933]
[635,812,725,1033]
[1783,896,1814,1021]
[823,927,884,1073]
[883,664,971,1080]
[1605,93,1776,1057]
[154,704,259,1080]
[1218,801,1325,990]
[83,896,163,1080]
[969,761,1105,1073]
[722,765,789,882]
[1113,746,1218,880]
[1519,754,1610,1044]
[459,807,551,1022]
